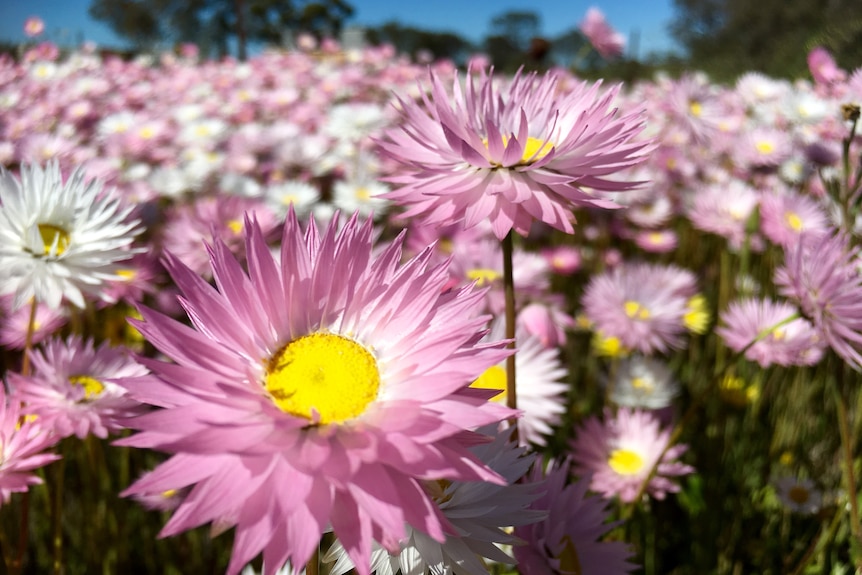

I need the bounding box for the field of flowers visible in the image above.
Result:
[1,27,862,575]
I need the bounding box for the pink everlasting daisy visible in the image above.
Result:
[514,459,636,574]
[581,262,700,354]
[570,407,694,502]
[9,336,149,439]
[0,386,60,507]
[117,211,514,575]
[579,7,626,59]
[775,232,862,369]
[380,68,652,239]
[716,298,824,368]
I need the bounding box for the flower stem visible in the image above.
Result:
[21,297,38,377]
[831,369,862,555]
[52,456,65,575]
[502,231,518,413]
[306,545,319,575]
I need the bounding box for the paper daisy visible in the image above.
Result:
[774,476,823,515]
[581,262,700,354]
[9,335,148,439]
[472,318,569,446]
[513,459,636,575]
[606,355,679,410]
[775,232,862,369]
[716,298,824,368]
[325,426,544,575]
[117,211,515,575]
[0,162,141,309]
[0,386,60,507]
[570,407,694,502]
[380,68,651,239]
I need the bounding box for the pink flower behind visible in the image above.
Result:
[0,386,60,507]
[570,408,694,502]
[579,7,626,59]
[10,336,149,439]
[24,17,45,38]
[514,459,636,574]
[117,211,514,575]
[380,68,651,240]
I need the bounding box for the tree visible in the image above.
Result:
[88,0,355,58]
[365,21,474,64]
[671,0,862,80]
[483,10,542,72]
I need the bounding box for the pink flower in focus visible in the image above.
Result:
[380,69,651,240]
[579,7,626,59]
[24,17,45,38]
[117,211,514,575]
[0,386,60,507]
[570,408,694,502]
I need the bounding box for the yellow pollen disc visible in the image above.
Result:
[779,451,794,466]
[648,232,665,244]
[608,448,645,476]
[772,327,786,341]
[684,295,710,334]
[264,333,380,425]
[470,365,507,403]
[592,333,628,358]
[755,141,775,155]
[689,101,703,117]
[69,375,105,398]
[631,377,654,393]
[788,485,810,505]
[226,219,243,234]
[520,136,554,164]
[117,269,137,281]
[482,135,554,165]
[162,489,178,498]
[355,187,371,201]
[38,223,71,256]
[784,211,803,232]
[624,300,650,320]
[281,194,299,206]
[194,125,211,137]
[466,268,500,286]
[139,126,156,139]
[557,535,583,575]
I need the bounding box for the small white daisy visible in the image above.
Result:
[0,162,141,309]
[332,179,390,219]
[774,477,823,515]
[606,355,679,410]
[265,180,321,218]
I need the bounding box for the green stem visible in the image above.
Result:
[306,545,319,575]
[502,231,518,414]
[832,371,862,556]
[52,457,65,575]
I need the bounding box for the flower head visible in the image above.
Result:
[117,210,514,575]
[513,459,636,574]
[775,232,862,369]
[0,162,141,309]
[0,386,60,507]
[10,336,148,439]
[570,407,694,502]
[380,69,651,239]
[579,7,626,59]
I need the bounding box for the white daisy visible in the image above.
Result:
[332,179,390,220]
[774,477,823,515]
[606,355,679,410]
[265,180,320,218]
[0,162,141,309]
[473,318,569,446]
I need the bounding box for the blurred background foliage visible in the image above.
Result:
[74,0,862,82]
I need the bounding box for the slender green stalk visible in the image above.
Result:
[306,545,319,575]
[832,371,862,556]
[501,231,517,413]
[52,457,65,575]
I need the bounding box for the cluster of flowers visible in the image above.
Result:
[1,18,860,574]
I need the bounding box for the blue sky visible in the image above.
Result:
[0,0,680,57]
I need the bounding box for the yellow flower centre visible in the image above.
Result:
[755,140,775,155]
[647,232,666,245]
[139,126,156,140]
[784,211,803,232]
[38,223,71,256]
[772,327,786,341]
[624,300,650,320]
[684,295,710,334]
[117,269,137,281]
[557,535,583,575]
[592,333,628,358]
[689,101,703,117]
[69,375,105,398]
[631,377,654,393]
[483,135,554,165]
[470,365,507,403]
[355,187,371,201]
[264,332,380,425]
[788,485,810,505]
[226,219,243,234]
[608,448,645,476]
[779,451,794,466]
[466,268,500,286]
